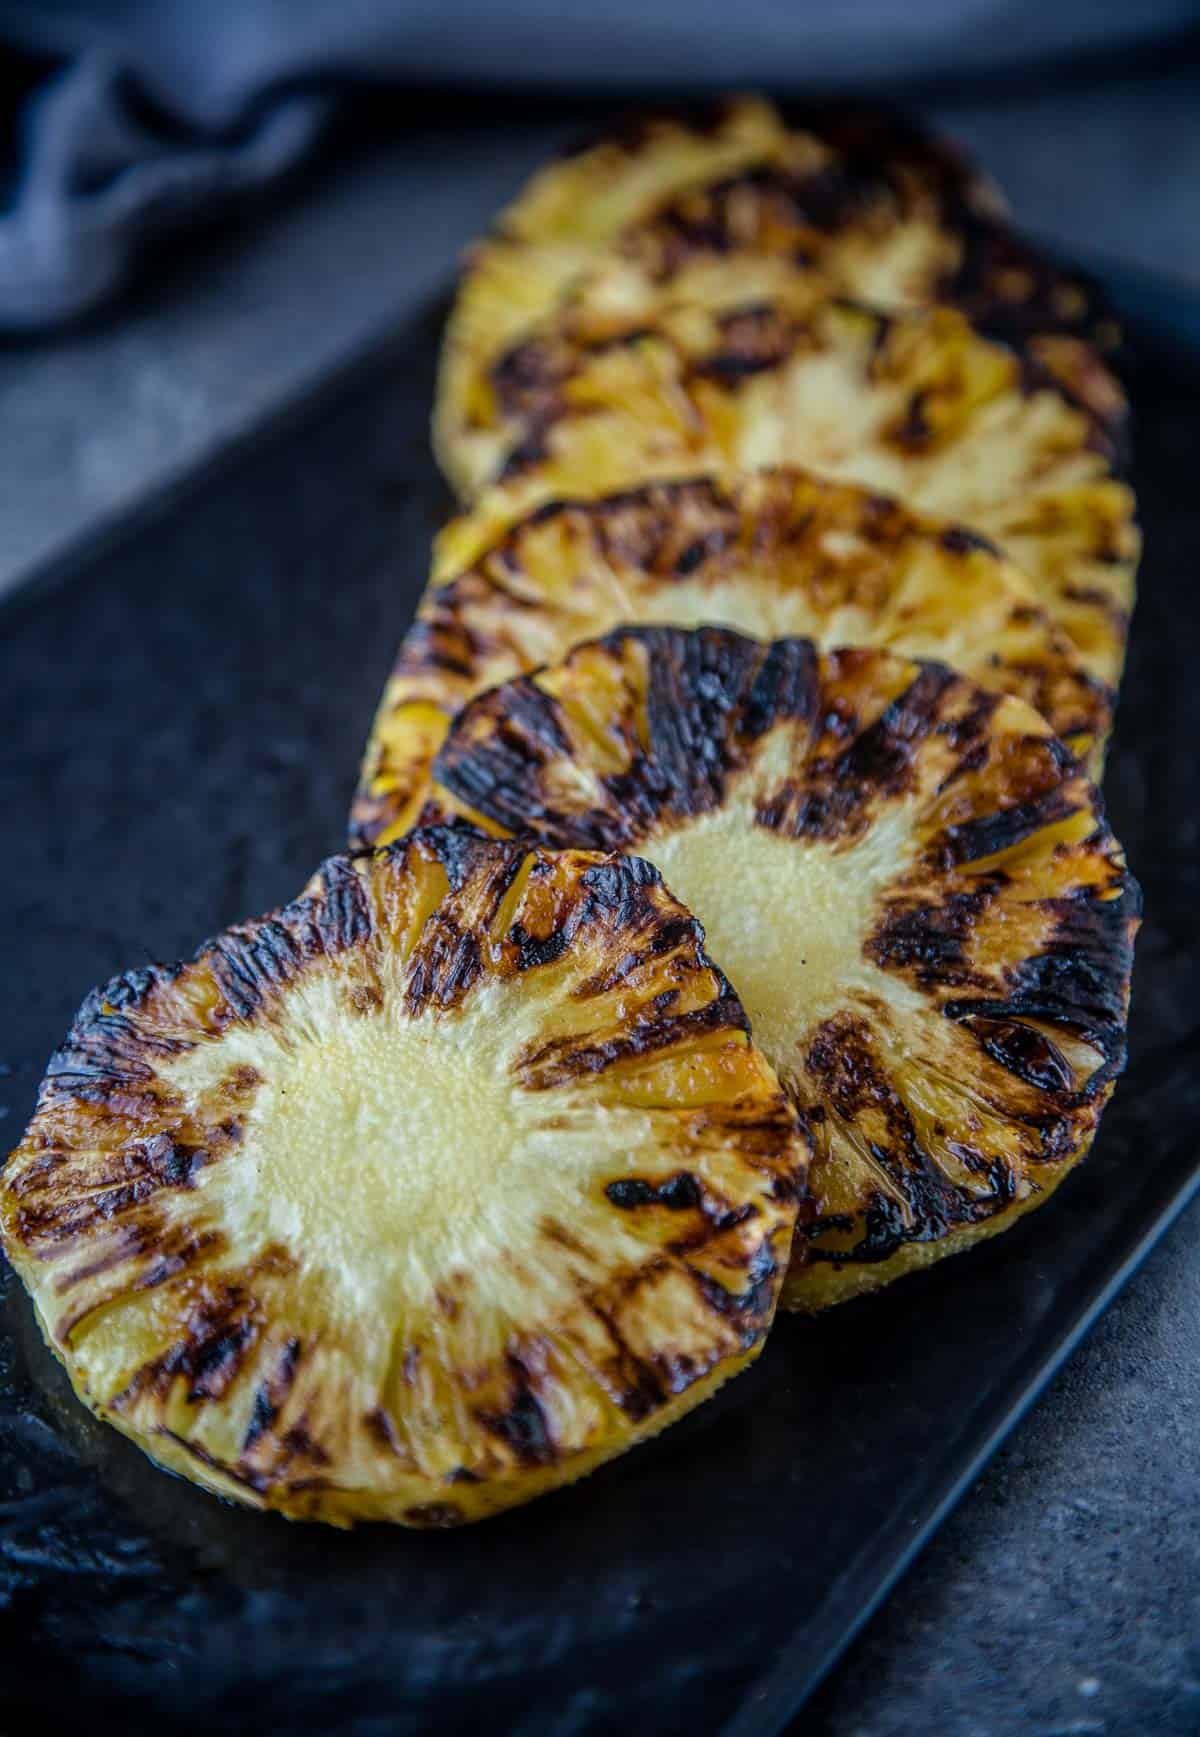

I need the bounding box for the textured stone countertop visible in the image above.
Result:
[1,71,1197,1737]
[805,1208,1200,1737]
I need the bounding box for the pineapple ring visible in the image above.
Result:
[438,98,1117,500]
[1,831,805,1526]
[351,470,1112,849]
[436,94,796,497]
[435,297,1137,691]
[428,626,1140,1311]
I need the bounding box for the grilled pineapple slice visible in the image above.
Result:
[436,298,1136,690]
[351,470,1111,849]
[438,97,1117,500]
[1,831,805,1524]
[436,94,798,495]
[428,627,1140,1311]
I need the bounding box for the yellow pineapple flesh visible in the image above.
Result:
[1,831,805,1523]
[352,470,1111,849]
[436,96,1118,500]
[427,626,1140,1310]
[435,298,1136,692]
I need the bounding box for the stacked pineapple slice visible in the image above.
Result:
[3,97,1140,1525]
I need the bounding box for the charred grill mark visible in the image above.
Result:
[1013,342,1129,467]
[477,1352,557,1467]
[760,662,956,843]
[587,1300,668,1422]
[54,1224,225,1312]
[932,689,1001,758]
[839,659,956,772]
[539,1217,592,1258]
[805,1159,1017,1263]
[87,966,162,1015]
[187,1317,260,1404]
[316,857,371,954]
[14,1130,216,1251]
[404,915,483,1014]
[44,1021,156,1091]
[774,161,873,232]
[49,1218,152,1290]
[394,616,479,684]
[223,1063,263,1099]
[1063,583,1122,609]
[808,1192,926,1264]
[509,923,571,972]
[208,918,309,1024]
[364,1406,405,1457]
[112,1283,262,1413]
[506,858,681,987]
[490,335,568,422]
[956,1015,1075,1095]
[890,387,934,450]
[551,628,813,836]
[933,784,1082,868]
[866,879,1005,989]
[672,527,730,574]
[43,987,193,1095]
[478,1389,555,1465]
[497,426,552,481]
[242,1338,302,1452]
[691,304,797,381]
[159,1429,273,1495]
[278,1420,332,1471]
[517,994,747,1091]
[627,161,861,270]
[433,679,579,838]
[570,947,642,1001]
[689,1239,779,1335]
[996,663,1112,748]
[580,848,660,901]
[606,1172,702,1211]
[944,872,1139,1088]
[803,1012,990,1258]
[637,626,759,811]
[940,523,1001,557]
[740,636,820,738]
[416,823,515,893]
[940,208,1118,355]
[138,1132,210,1188]
[569,477,741,580]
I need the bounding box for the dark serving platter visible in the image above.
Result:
[1,284,1197,1737]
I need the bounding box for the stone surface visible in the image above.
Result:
[805,1205,1200,1737]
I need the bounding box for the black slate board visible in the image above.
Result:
[1,293,1198,1737]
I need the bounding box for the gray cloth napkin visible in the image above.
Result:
[1,0,1197,327]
